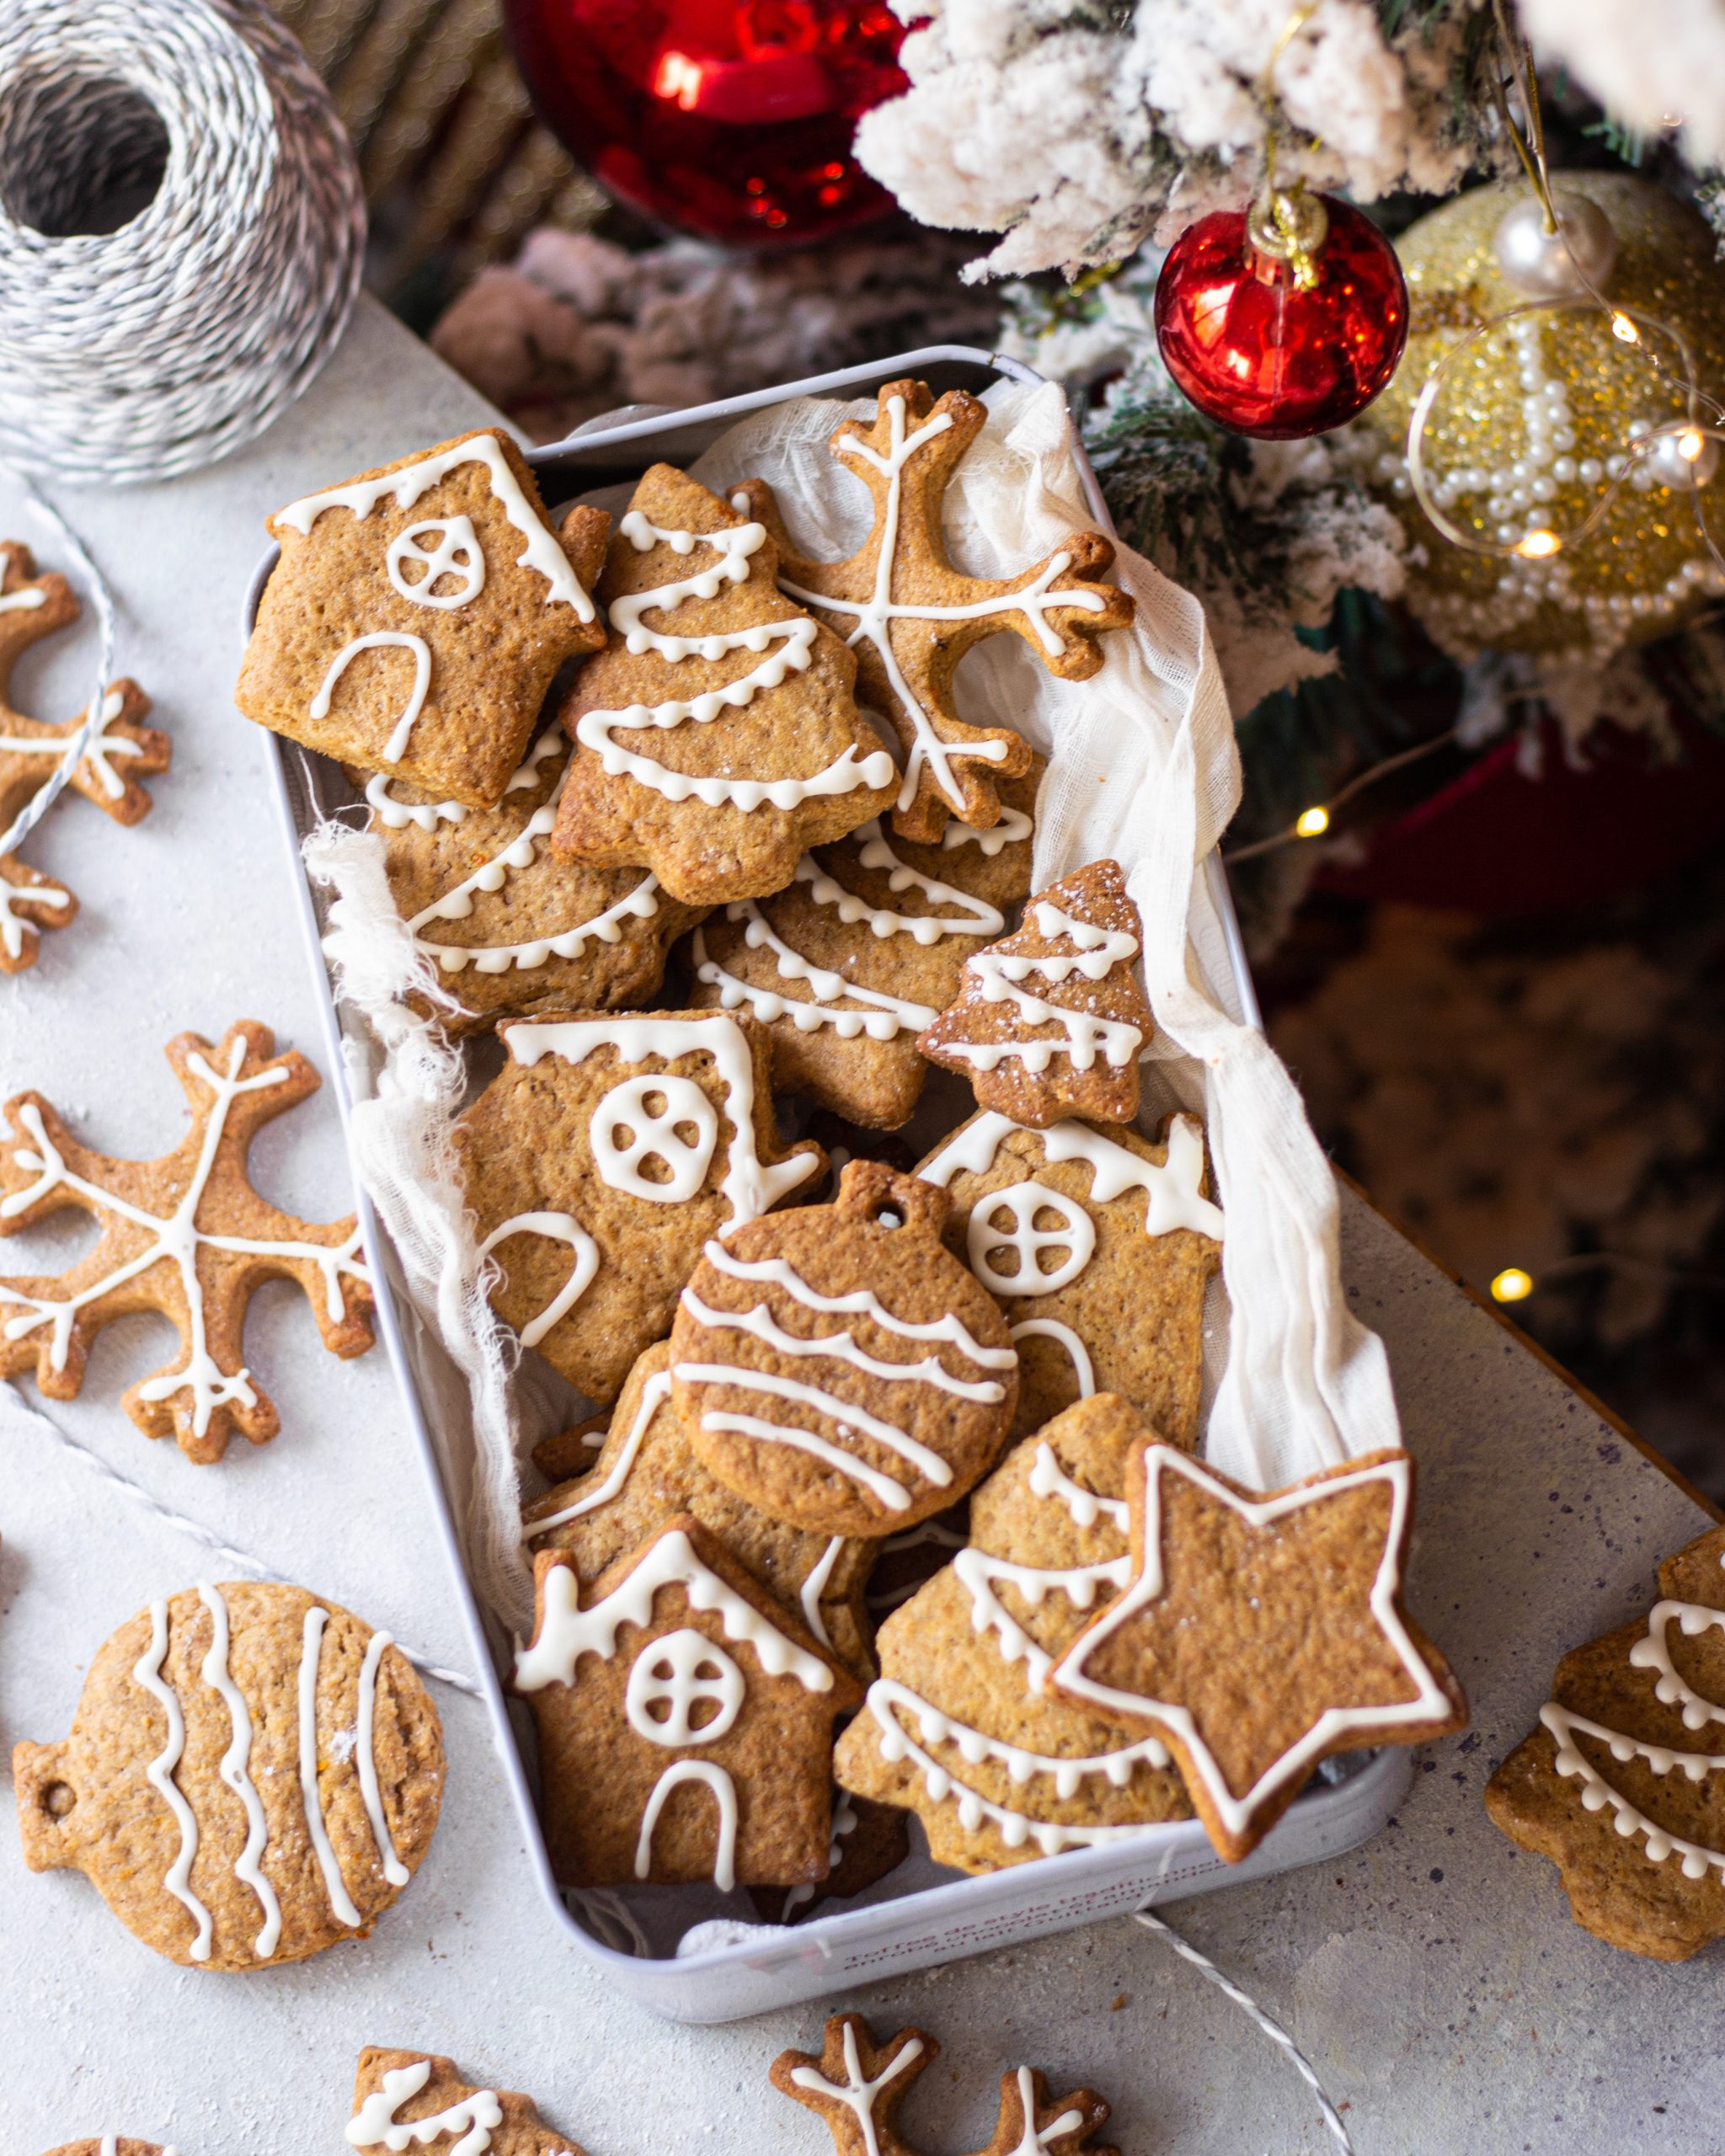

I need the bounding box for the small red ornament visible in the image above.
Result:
[1155,194,1407,440]
[505,0,911,247]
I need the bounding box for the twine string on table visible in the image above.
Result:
[1,1380,483,1697]
[1132,1906,1355,2155]
[0,0,364,485]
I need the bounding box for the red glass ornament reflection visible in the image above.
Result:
[505,0,910,247]
[1154,197,1407,440]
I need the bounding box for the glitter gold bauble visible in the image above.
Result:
[1363,173,1725,660]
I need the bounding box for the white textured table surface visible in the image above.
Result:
[3,298,1717,2156]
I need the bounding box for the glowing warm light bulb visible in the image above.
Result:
[1680,428,1706,461]
[1611,312,1641,344]
[1515,528,1562,558]
[1490,1267,1535,1303]
[1295,805,1330,838]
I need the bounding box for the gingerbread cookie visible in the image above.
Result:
[14,1581,443,1970]
[736,377,1134,842]
[688,760,1041,1129]
[360,728,704,1033]
[919,861,1151,1127]
[457,1009,824,1402]
[1485,1523,1725,1961]
[753,1790,910,1921]
[238,427,607,806]
[919,1109,1221,1445]
[773,2015,1117,2156]
[42,2143,172,2156]
[0,540,168,974]
[0,1021,374,1462]
[524,1340,875,1679]
[515,1517,862,1890]
[349,2049,588,2156]
[836,1394,1192,1871]
[671,1160,1018,1536]
[552,462,896,905]
[1053,1441,1467,1861]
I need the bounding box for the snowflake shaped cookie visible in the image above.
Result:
[0,1020,374,1462]
[0,540,168,974]
[737,377,1134,842]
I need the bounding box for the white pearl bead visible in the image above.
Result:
[1552,456,1577,483]
[1578,458,1603,484]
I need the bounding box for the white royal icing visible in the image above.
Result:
[591,1075,718,1202]
[525,1369,673,1540]
[789,2020,924,2156]
[782,1788,858,1915]
[0,870,72,959]
[700,1241,1017,1367]
[1007,2068,1085,2154]
[968,1184,1095,1298]
[1026,1440,1124,1530]
[953,1547,1134,1692]
[798,819,1007,942]
[942,903,1144,1075]
[198,1582,282,1958]
[478,1211,600,1348]
[298,1604,363,1929]
[921,1109,1225,1246]
[1053,1447,1455,1839]
[505,1015,821,1225]
[513,1527,836,1694]
[777,392,1106,818]
[1,688,142,803]
[356,1629,412,1889]
[693,905,938,1040]
[674,1364,958,1513]
[278,432,595,619]
[348,2060,505,2156]
[387,516,485,610]
[624,1628,745,1745]
[0,583,45,611]
[679,1287,1007,1403]
[636,1759,740,1891]
[0,1034,370,1438]
[1011,1321,1098,1403]
[575,510,893,810]
[310,632,433,764]
[867,1678,1170,1854]
[134,1598,212,1961]
[799,1535,846,1650]
[940,803,1034,856]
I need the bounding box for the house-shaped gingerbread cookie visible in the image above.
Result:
[515,1517,863,1891]
[238,427,608,807]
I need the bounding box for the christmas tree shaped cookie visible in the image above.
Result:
[552,463,896,905]
[689,760,1040,1129]
[0,1021,373,1462]
[836,1394,1192,1871]
[360,728,706,1034]
[349,2049,590,2156]
[919,859,1151,1126]
[0,540,168,973]
[1486,1523,1725,1960]
[736,376,1134,842]
[1053,1441,1467,1861]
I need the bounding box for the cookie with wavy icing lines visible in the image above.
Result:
[552,462,896,905]
[357,729,706,1033]
[349,2049,589,2156]
[238,427,608,807]
[456,1009,824,1403]
[524,1340,875,1680]
[13,1582,443,1970]
[672,1160,1018,1536]
[515,1516,863,1889]
[1053,1441,1467,1862]
[1486,1523,1725,1961]
[836,1393,1192,1871]
[735,376,1134,844]
[772,2015,1119,2156]
[919,860,1151,1127]
[918,1109,1221,1446]
[0,1020,374,1463]
[689,757,1042,1129]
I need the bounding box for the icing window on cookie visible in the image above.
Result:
[525,1369,671,1539]
[386,516,485,609]
[969,1185,1095,1298]
[505,1015,823,1225]
[625,1629,745,1746]
[278,432,596,620]
[575,513,894,812]
[788,2019,925,2153]
[310,631,433,765]
[921,1110,1225,1245]
[478,1211,600,1347]
[693,906,938,1040]
[0,1032,370,1441]
[591,1075,718,1203]
[635,1758,739,1890]
[348,2059,505,2155]
[777,392,1106,819]
[1011,1321,1097,1401]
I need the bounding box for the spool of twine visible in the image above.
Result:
[0,0,364,485]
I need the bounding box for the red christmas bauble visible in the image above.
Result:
[1155,196,1408,440]
[505,0,911,247]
